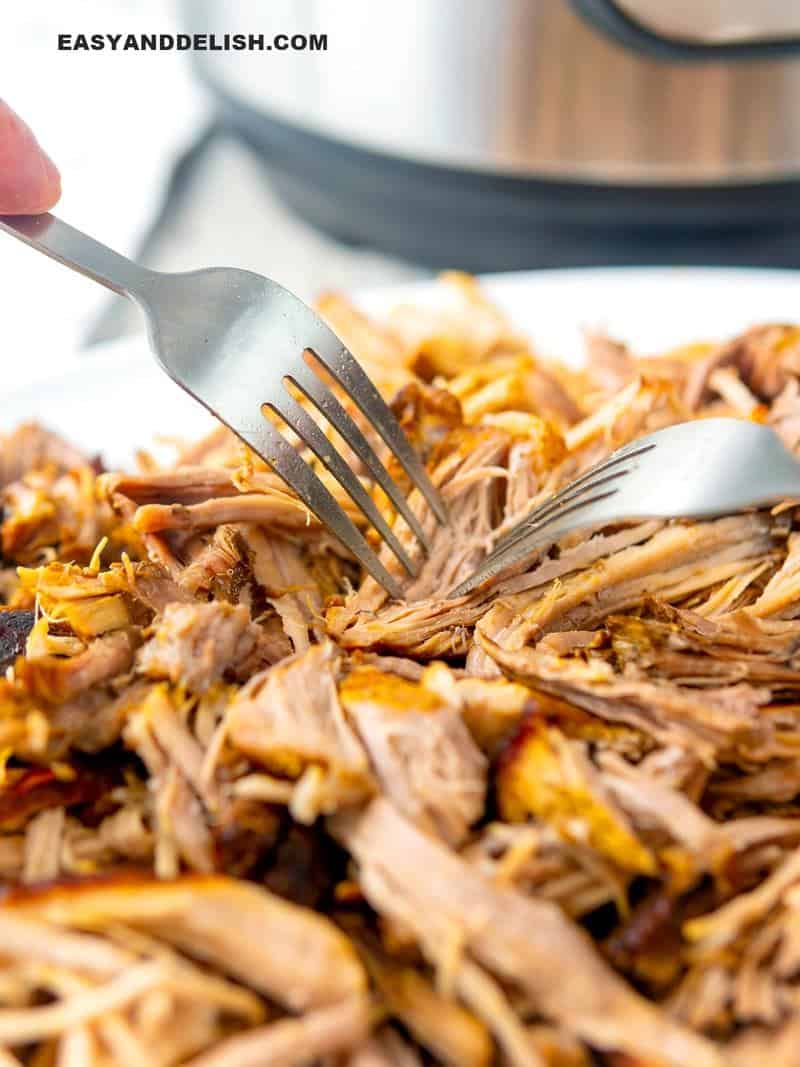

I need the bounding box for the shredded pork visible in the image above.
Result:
[2,275,800,1063]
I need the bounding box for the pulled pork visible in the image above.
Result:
[2,274,800,1064]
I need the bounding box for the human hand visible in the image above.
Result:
[0,100,60,214]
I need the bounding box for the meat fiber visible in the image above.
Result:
[337,799,720,1067]
[181,996,371,1067]
[481,635,776,765]
[9,874,366,1010]
[340,665,486,845]
[138,601,275,692]
[225,642,373,821]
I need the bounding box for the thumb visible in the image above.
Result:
[0,100,61,214]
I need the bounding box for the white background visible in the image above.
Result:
[0,1,204,383]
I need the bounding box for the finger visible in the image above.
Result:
[0,100,61,214]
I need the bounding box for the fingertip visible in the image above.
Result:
[0,102,62,214]
[34,150,62,212]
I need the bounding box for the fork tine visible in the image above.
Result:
[450,488,620,598]
[237,417,404,599]
[306,342,448,525]
[452,436,659,597]
[474,479,625,577]
[267,392,419,577]
[289,364,433,554]
[463,448,649,580]
[491,441,656,553]
[492,463,636,556]
[455,504,556,590]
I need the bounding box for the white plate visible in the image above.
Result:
[5,266,800,469]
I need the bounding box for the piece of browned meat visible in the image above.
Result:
[0,422,88,488]
[340,665,486,846]
[0,610,35,671]
[138,601,277,692]
[225,642,374,822]
[18,629,138,703]
[687,324,800,407]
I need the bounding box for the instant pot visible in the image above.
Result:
[188,0,800,269]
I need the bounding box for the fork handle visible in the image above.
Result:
[0,213,152,300]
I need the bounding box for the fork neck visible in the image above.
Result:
[0,213,152,300]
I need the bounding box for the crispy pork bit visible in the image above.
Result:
[138,601,274,692]
[178,524,247,599]
[496,716,656,875]
[0,611,34,672]
[17,630,137,704]
[0,765,115,833]
[2,466,123,566]
[419,663,531,753]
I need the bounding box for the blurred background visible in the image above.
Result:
[6,0,800,381]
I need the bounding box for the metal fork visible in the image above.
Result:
[0,213,446,599]
[452,418,800,597]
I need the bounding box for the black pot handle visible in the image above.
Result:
[571,0,800,61]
